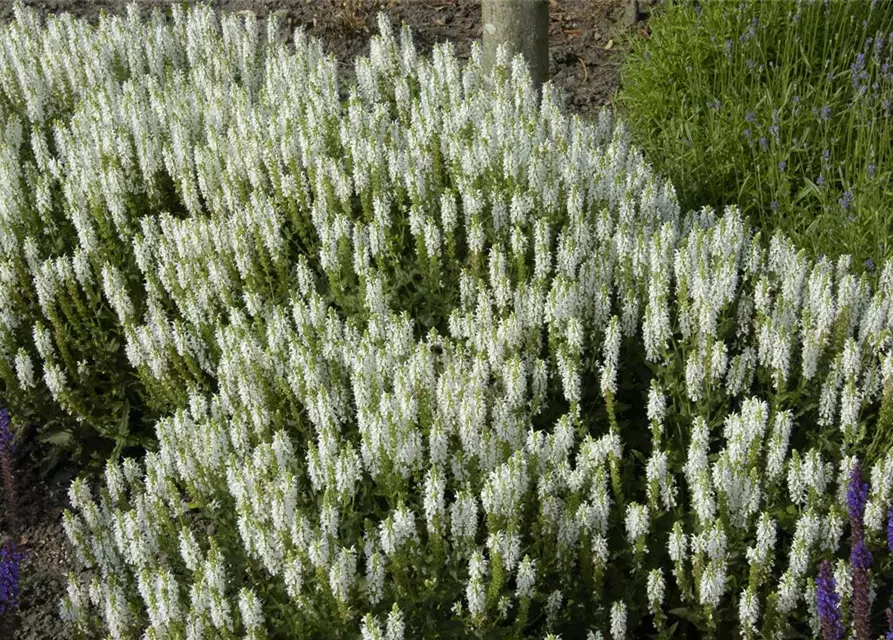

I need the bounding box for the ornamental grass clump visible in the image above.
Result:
[618,0,893,269]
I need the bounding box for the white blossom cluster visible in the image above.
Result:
[0,3,891,638]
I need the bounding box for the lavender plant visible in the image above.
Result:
[618,0,893,269]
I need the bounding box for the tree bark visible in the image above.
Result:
[482,0,549,92]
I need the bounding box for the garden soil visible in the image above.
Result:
[0,1,653,637]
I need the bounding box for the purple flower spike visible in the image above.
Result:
[848,461,872,640]
[0,540,23,616]
[0,409,17,541]
[848,461,870,525]
[816,560,845,640]
[888,506,893,555]
[0,409,11,457]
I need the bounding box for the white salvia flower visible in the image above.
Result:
[379,505,418,557]
[365,549,385,605]
[804,581,820,637]
[44,361,67,401]
[698,560,727,609]
[822,510,845,552]
[361,614,384,640]
[516,555,536,599]
[60,575,88,624]
[591,534,610,571]
[646,568,665,615]
[423,467,446,535]
[329,545,357,605]
[609,601,627,639]
[101,263,134,324]
[668,523,687,563]
[284,553,303,601]
[776,571,800,613]
[487,531,522,573]
[238,588,263,631]
[385,603,404,640]
[451,491,478,544]
[646,380,666,425]
[803,449,833,497]
[14,349,35,390]
[765,410,793,482]
[738,588,760,636]
[837,455,858,509]
[587,632,605,640]
[745,513,776,569]
[600,317,621,396]
[841,338,861,380]
[833,560,851,601]
[838,382,861,440]
[818,362,842,428]
[624,502,649,546]
[546,590,563,624]
[683,348,706,404]
[646,449,677,510]
[864,499,884,533]
[466,574,487,620]
[698,521,728,562]
[179,527,201,572]
[33,322,54,359]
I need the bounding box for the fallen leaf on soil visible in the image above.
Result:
[564,29,582,37]
[604,38,614,50]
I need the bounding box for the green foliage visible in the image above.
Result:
[618,0,893,268]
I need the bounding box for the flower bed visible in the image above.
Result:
[0,2,891,638]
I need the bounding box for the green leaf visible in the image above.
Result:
[668,607,703,625]
[38,429,75,448]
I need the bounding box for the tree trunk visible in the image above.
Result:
[482,0,549,93]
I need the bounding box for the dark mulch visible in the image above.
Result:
[0,1,655,637]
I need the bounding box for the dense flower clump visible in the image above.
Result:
[0,3,892,638]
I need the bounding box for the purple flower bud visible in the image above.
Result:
[815,560,845,640]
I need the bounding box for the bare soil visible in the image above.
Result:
[0,1,652,638]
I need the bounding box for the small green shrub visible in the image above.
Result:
[618,0,893,269]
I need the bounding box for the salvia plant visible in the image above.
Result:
[618,0,893,269]
[0,2,891,638]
